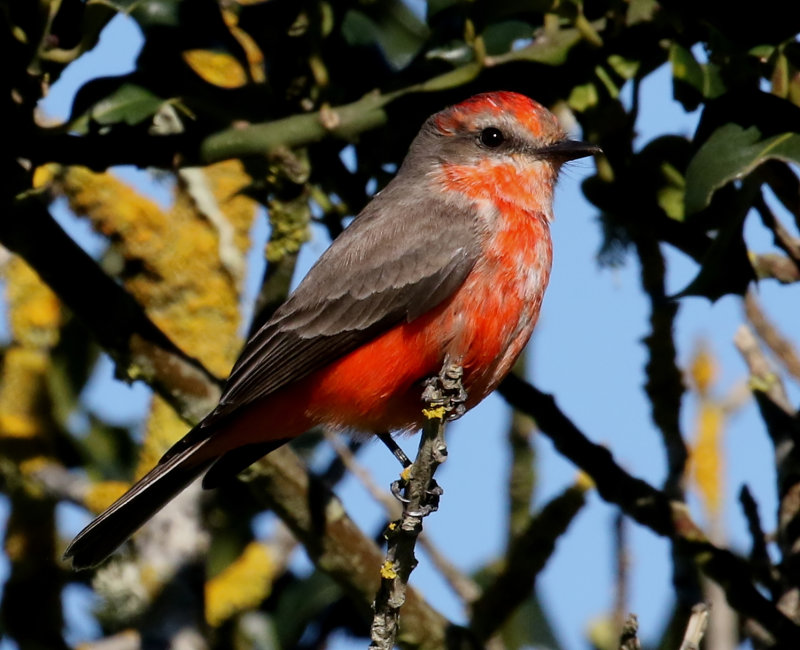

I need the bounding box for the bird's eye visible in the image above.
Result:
[479,127,505,148]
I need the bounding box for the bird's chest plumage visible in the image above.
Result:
[438,209,552,402]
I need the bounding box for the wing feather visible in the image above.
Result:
[207,181,480,424]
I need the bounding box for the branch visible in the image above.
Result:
[752,253,800,284]
[324,430,480,604]
[1,197,454,648]
[244,446,462,650]
[370,365,464,650]
[679,603,710,650]
[0,195,221,423]
[469,480,588,642]
[618,613,641,650]
[497,373,800,645]
[633,236,687,498]
[733,324,793,414]
[734,325,800,625]
[739,485,781,599]
[744,291,800,383]
[754,188,800,264]
[26,22,594,174]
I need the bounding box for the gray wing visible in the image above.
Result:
[207,186,481,423]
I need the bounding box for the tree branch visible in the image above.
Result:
[497,373,800,645]
[469,480,588,642]
[0,195,221,423]
[370,365,464,650]
[0,196,455,649]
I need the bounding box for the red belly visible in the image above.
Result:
[212,212,552,451]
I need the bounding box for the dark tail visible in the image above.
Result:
[65,438,215,570]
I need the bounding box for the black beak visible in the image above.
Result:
[537,139,602,161]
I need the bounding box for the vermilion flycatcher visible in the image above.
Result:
[66,91,599,568]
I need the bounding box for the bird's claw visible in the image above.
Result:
[390,479,410,503]
[390,475,443,514]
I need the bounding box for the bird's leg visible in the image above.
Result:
[384,364,465,508]
[377,432,412,468]
[377,432,414,503]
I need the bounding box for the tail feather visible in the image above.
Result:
[65,439,215,570]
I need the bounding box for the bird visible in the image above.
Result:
[65,90,600,569]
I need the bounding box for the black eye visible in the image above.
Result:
[479,127,505,148]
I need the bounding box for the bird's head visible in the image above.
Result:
[404,91,600,217]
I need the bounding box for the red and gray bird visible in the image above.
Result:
[66,90,600,569]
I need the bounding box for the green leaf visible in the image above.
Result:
[496,24,585,66]
[342,1,429,70]
[607,54,640,80]
[670,43,725,110]
[657,162,686,221]
[481,20,534,56]
[89,83,165,126]
[685,123,800,215]
[626,0,659,25]
[129,0,182,28]
[568,82,599,112]
[673,207,755,301]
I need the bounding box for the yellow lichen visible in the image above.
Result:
[690,402,724,517]
[205,542,276,627]
[574,470,595,492]
[57,161,257,379]
[422,406,447,420]
[4,257,61,348]
[687,342,726,521]
[0,255,60,573]
[689,343,717,398]
[135,397,191,478]
[379,560,397,579]
[85,481,132,513]
[32,163,59,189]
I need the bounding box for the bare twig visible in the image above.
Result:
[324,430,481,605]
[679,602,710,650]
[754,193,800,264]
[739,485,781,598]
[369,365,463,650]
[618,613,641,650]
[752,253,800,284]
[633,236,687,498]
[735,326,800,626]
[613,513,630,636]
[733,325,793,414]
[246,445,457,649]
[497,374,800,645]
[469,480,588,642]
[506,357,537,542]
[744,291,800,383]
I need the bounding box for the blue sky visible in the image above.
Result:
[3,11,799,650]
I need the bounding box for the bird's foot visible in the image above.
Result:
[422,364,467,421]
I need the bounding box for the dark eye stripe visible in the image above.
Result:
[479,127,504,148]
